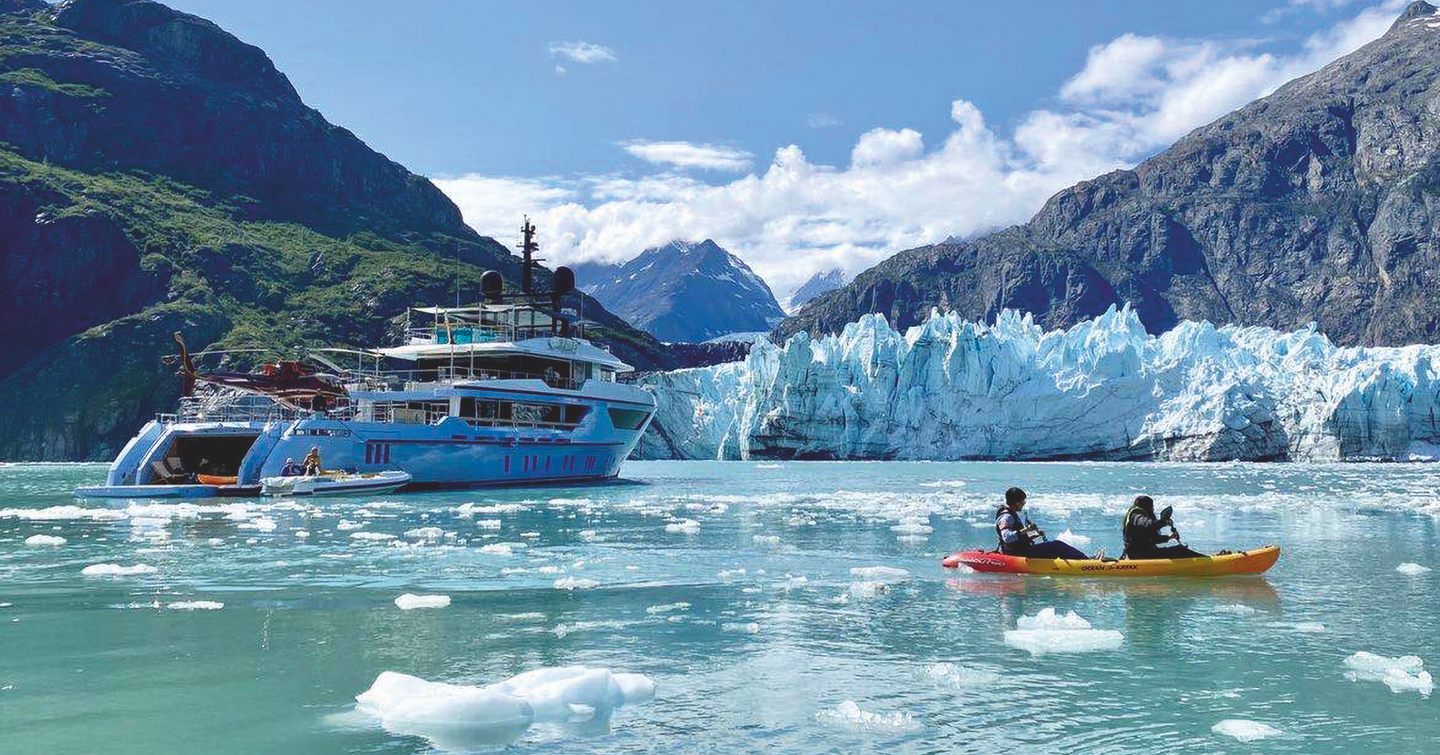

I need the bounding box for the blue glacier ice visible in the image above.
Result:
[637,306,1440,461]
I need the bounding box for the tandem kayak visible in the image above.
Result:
[941,545,1280,577]
[260,470,411,497]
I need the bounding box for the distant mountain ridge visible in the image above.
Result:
[784,1,1440,346]
[578,240,785,343]
[785,268,847,312]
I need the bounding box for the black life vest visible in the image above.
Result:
[995,505,1027,554]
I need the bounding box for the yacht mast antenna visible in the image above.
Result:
[520,216,543,294]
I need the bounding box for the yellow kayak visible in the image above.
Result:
[942,545,1280,577]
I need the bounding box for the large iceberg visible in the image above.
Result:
[637,306,1440,462]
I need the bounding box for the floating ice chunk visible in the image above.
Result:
[926,662,1000,688]
[577,530,599,541]
[24,534,66,546]
[554,577,599,590]
[1343,652,1435,696]
[1212,719,1282,742]
[780,575,809,590]
[479,544,513,556]
[1004,608,1124,655]
[0,505,127,521]
[167,601,224,611]
[395,594,451,610]
[645,602,690,615]
[81,563,156,577]
[718,568,746,581]
[664,519,700,535]
[239,516,277,532]
[336,519,362,530]
[474,519,502,530]
[405,527,444,540]
[752,534,781,546]
[1056,529,1091,547]
[1396,562,1432,575]
[294,530,310,538]
[722,621,760,634]
[848,581,891,599]
[891,520,933,535]
[815,700,919,734]
[355,666,654,750]
[1215,603,1258,615]
[456,503,526,517]
[849,566,910,582]
[350,532,395,541]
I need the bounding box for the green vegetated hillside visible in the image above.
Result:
[0,0,671,460]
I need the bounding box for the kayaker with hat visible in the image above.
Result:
[994,487,1087,559]
[1122,495,1204,559]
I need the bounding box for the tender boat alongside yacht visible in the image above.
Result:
[75,220,656,499]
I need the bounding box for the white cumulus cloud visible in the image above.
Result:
[621,140,754,171]
[548,41,617,65]
[441,3,1401,298]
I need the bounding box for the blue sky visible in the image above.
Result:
[168,0,1410,297]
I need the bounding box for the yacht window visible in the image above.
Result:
[607,408,649,430]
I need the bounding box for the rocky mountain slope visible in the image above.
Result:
[0,0,672,460]
[578,240,785,343]
[784,2,1440,347]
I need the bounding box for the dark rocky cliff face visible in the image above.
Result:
[0,0,669,459]
[784,1,1440,347]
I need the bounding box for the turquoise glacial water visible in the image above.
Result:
[2,461,1439,753]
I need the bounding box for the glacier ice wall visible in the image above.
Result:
[636,306,1440,462]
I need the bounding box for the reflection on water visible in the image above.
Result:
[0,460,1438,754]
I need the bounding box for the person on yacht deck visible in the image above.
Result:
[280,457,304,477]
[302,447,323,476]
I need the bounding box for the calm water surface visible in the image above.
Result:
[2,461,1439,753]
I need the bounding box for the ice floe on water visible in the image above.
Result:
[1343,652,1435,696]
[455,502,527,517]
[925,662,1000,688]
[722,621,761,634]
[349,532,395,542]
[1396,562,1432,575]
[23,534,65,546]
[479,544,513,556]
[554,577,599,591]
[394,594,451,610]
[1004,608,1124,655]
[355,666,655,751]
[1211,719,1282,742]
[1214,603,1259,616]
[752,534,780,546]
[645,602,690,615]
[167,601,224,611]
[849,566,909,582]
[663,518,701,535]
[1,505,127,521]
[814,700,920,734]
[847,581,891,600]
[81,563,156,577]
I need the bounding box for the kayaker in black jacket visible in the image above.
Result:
[1122,495,1204,559]
[995,487,1087,559]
